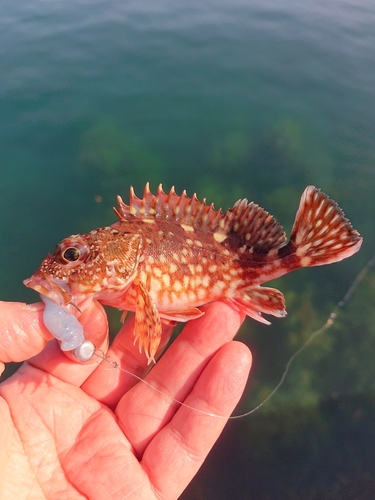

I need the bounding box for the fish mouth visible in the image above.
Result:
[23,273,72,306]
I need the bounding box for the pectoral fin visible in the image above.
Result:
[134,279,162,364]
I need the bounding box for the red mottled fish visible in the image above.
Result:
[24,184,362,362]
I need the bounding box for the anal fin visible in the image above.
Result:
[226,286,286,324]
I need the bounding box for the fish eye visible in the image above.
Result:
[55,238,89,267]
[62,247,81,262]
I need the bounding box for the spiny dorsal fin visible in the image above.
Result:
[114,184,286,252]
[115,183,224,232]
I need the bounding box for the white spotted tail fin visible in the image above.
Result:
[289,186,362,267]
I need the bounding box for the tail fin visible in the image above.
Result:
[289,186,362,267]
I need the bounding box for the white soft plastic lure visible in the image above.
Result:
[41,296,95,361]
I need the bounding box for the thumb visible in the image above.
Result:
[0,301,52,373]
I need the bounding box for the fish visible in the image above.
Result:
[24,184,362,362]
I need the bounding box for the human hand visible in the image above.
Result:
[0,300,251,500]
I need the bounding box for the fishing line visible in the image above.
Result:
[95,253,375,420]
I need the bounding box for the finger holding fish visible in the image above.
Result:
[115,301,246,457]
[81,313,177,408]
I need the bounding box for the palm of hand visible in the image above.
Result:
[0,301,250,500]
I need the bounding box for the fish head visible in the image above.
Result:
[24,227,143,308]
